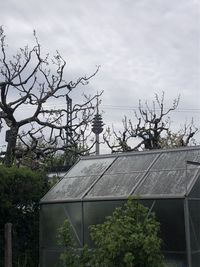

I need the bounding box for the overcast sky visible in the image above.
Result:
[1,0,200,151]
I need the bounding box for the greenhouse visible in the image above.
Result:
[40,146,200,267]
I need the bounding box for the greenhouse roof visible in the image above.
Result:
[41,146,200,203]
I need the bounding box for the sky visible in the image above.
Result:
[1,0,200,152]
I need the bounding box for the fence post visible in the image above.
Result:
[4,223,12,267]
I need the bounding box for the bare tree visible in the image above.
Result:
[103,92,198,153]
[0,27,101,166]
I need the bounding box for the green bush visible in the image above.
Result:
[58,198,164,267]
[0,165,49,267]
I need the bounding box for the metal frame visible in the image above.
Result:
[185,160,200,267]
[184,196,192,267]
[40,146,200,267]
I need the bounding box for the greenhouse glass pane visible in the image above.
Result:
[164,253,187,267]
[87,172,144,197]
[41,249,64,267]
[42,176,98,202]
[83,200,125,246]
[189,175,200,198]
[187,149,200,164]
[152,150,200,171]
[152,200,186,251]
[134,169,197,196]
[106,153,158,174]
[40,204,66,248]
[63,203,83,245]
[191,252,200,267]
[188,200,200,251]
[65,157,115,177]
[40,202,82,248]
[140,199,155,209]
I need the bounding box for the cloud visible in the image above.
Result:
[1,0,200,148]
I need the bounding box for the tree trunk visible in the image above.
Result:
[4,126,18,167]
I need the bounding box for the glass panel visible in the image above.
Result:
[134,169,197,196]
[40,249,64,267]
[140,199,155,209]
[188,200,200,251]
[83,199,186,252]
[164,253,187,267]
[191,252,200,267]
[106,153,158,174]
[40,204,66,249]
[87,172,144,197]
[152,200,186,252]
[83,200,125,246]
[152,149,200,171]
[187,150,200,165]
[42,176,98,202]
[189,175,200,198]
[65,157,115,177]
[63,203,83,246]
[83,199,186,254]
[40,203,82,249]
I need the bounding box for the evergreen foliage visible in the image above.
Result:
[0,165,49,267]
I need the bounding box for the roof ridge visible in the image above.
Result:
[80,145,200,160]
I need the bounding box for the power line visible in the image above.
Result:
[16,103,200,113]
[101,105,200,113]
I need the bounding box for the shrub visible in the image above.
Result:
[58,198,164,267]
[0,165,49,267]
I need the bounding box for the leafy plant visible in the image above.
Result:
[58,198,164,267]
[58,220,92,267]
